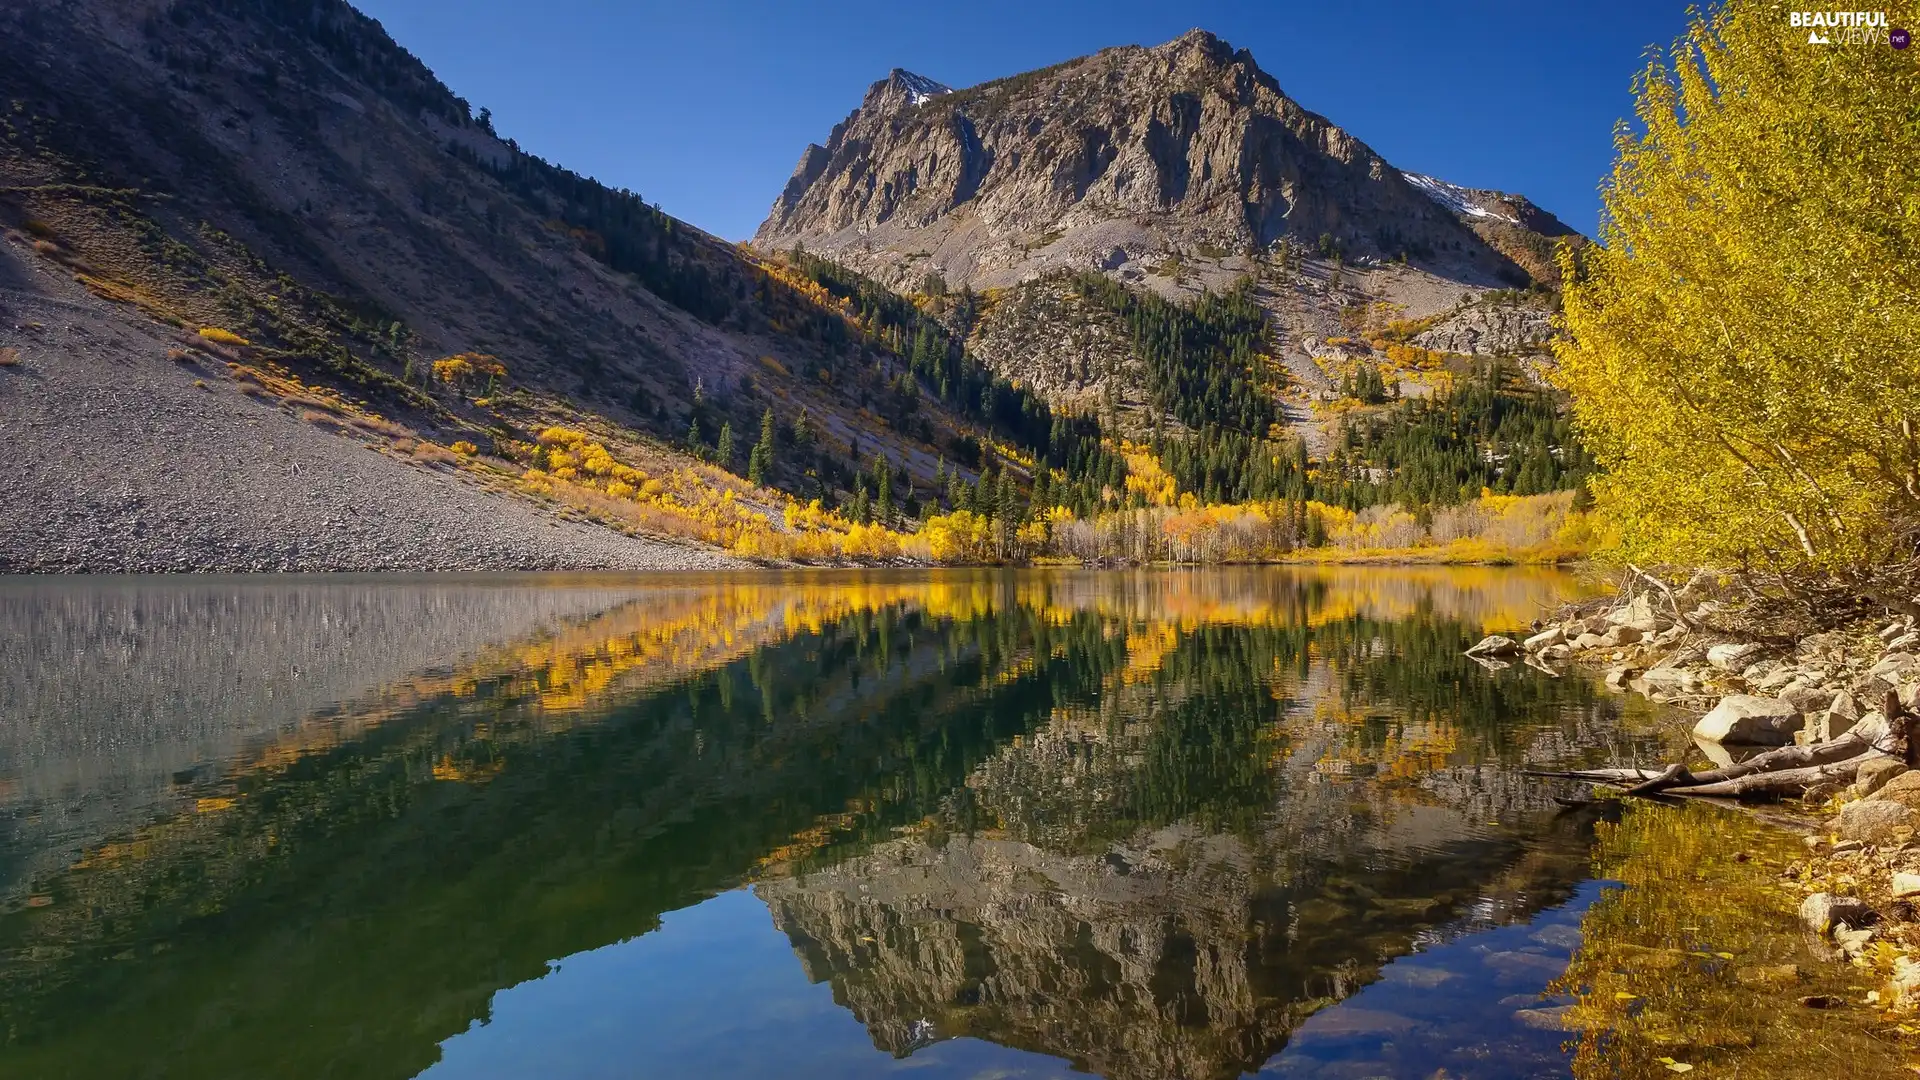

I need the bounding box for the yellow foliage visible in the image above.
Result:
[197,327,249,346]
[1553,0,1920,573]
[450,441,478,456]
[434,353,506,388]
[920,510,995,563]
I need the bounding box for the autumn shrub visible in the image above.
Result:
[1554,0,1920,576]
[348,414,408,439]
[450,440,479,456]
[0,347,18,367]
[411,441,458,465]
[198,327,250,347]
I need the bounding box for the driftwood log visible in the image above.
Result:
[1531,690,1913,800]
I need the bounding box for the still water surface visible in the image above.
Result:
[0,569,1740,1078]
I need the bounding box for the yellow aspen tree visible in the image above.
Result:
[1554,0,1920,574]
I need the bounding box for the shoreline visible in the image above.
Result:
[1508,580,1920,1014]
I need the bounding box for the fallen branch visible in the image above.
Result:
[1529,692,1911,801]
[1665,754,1888,798]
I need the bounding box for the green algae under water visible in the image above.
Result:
[0,568,1905,1079]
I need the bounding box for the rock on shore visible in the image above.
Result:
[1509,579,1920,1013]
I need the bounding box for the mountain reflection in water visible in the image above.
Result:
[0,569,1671,1080]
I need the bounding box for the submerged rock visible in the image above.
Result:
[1466,635,1520,658]
[1512,1005,1576,1031]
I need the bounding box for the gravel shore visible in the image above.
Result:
[0,274,744,574]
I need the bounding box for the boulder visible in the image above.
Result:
[1638,668,1698,696]
[1572,632,1608,651]
[1871,653,1918,680]
[1733,964,1803,988]
[1600,625,1644,648]
[1894,873,1920,900]
[1829,689,1862,724]
[1855,757,1908,797]
[1466,635,1520,658]
[1605,594,1664,633]
[1692,736,1738,769]
[1894,956,1920,1009]
[1707,642,1764,671]
[1780,684,1839,715]
[1693,694,1803,746]
[1799,892,1872,935]
[1867,770,1920,812]
[1853,674,1901,709]
[1523,627,1566,652]
[1538,643,1572,662]
[1890,632,1920,653]
[1836,799,1916,844]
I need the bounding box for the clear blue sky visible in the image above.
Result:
[350,0,1695,242]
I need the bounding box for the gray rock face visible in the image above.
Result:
[1411,304,1555,357]
[754,30,1576,297]
[1692,694,1803,746]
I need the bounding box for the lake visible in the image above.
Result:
[0,569,1867,1079]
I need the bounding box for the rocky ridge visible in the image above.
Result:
[754,29,1582,437]
[756,30,1575,295]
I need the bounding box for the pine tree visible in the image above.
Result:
[874,456,893,528]
[716,422,734,468]
[749,408,775,485]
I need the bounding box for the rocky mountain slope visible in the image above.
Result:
[0,0,1004,570]
[756,31,1584,433]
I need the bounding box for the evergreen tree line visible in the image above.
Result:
[1072,273,1275,435]
[1313,359,1597,509]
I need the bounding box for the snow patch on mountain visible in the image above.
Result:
[1402,173,1520,225]
[892,69,953,106]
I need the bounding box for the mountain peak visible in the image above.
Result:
[758,32,1578,299]
[1161,27,1229,55]
[870,68,952,108]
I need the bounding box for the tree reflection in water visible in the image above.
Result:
[0,569,1709,1079]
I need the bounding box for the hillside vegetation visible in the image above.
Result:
[1,0,1598,570]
